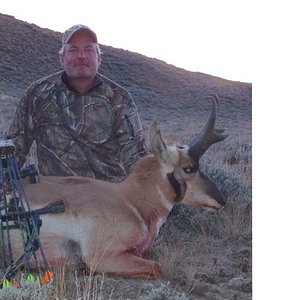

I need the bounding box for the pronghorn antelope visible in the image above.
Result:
[11,95,227,278]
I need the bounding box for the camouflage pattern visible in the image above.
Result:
[62,24,97,46]
[7,71,147,182]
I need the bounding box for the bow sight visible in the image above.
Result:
[0,140,55,288]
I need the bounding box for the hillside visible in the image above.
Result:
[0,13,251,143]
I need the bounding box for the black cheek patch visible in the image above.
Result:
[167,172,187,203]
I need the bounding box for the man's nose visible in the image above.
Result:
[78,49,87,58]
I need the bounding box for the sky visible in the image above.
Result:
[2,0,253,83]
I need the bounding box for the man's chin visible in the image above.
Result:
[69,72,95,80]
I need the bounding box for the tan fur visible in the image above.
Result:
[7,122,225,278]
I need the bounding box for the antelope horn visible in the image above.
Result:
[188,94,228,164]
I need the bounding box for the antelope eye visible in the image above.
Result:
[183,166,195,174]
[177,144,188,150]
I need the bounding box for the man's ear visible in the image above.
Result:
[98,53,102,66]
[59,54,64,67]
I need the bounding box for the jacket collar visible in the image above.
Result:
[61,71,103,94]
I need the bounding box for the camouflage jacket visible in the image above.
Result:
[7,71,147,182]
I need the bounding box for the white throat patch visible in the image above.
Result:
[156,186,173,212]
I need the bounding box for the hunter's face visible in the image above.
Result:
[60,30,100,81]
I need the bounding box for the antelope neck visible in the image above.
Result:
[167,172,185,203]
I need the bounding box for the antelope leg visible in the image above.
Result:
[84,253,162,278]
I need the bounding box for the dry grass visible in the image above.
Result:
[0,133,252,299]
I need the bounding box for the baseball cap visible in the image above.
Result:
[62,24,98,46]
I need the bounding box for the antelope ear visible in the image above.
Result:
[149,122,169,163]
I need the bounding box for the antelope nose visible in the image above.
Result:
[217,194,226,207]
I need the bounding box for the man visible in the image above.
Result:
[7,24,146,182]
